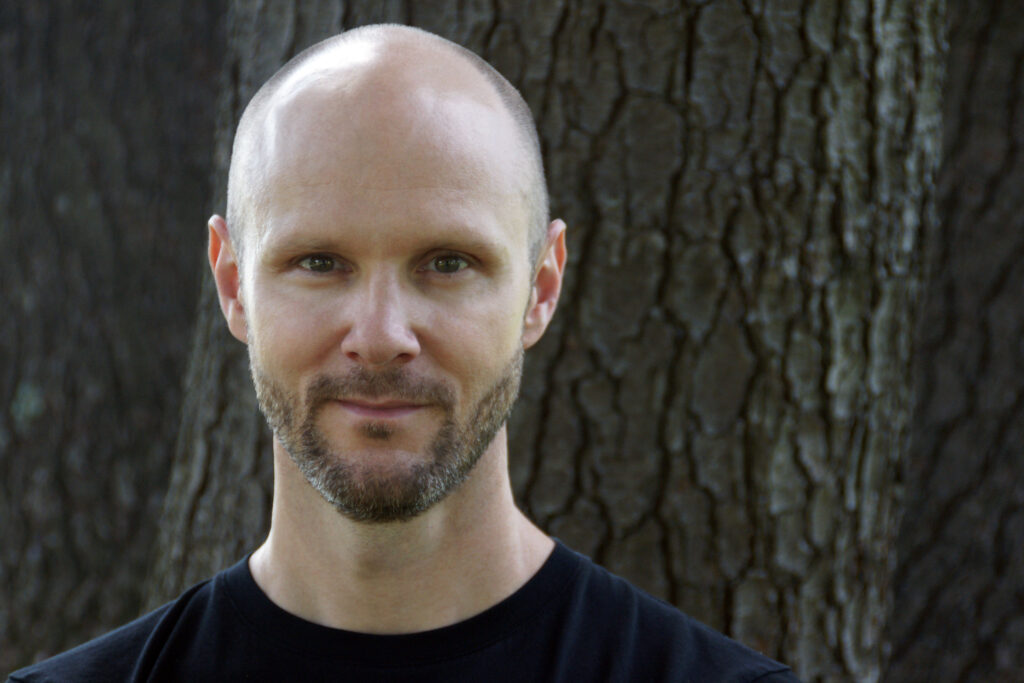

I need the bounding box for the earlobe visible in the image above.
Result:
[522,219,567,349]
[208,215,249,344]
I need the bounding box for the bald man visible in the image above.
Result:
[10,25,798,682]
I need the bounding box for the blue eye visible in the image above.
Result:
[298,255,338,273]
[428,255,469,274]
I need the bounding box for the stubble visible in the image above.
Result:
[250,351,523,523]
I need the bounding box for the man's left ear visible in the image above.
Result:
[522,219,567,349]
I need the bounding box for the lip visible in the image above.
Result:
[335,399,426,419]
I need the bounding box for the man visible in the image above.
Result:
[10,24,798,682]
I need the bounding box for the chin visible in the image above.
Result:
[311,454,473,523]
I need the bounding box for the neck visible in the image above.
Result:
[249,429,553,634]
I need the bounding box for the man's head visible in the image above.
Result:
[208,24,566,523]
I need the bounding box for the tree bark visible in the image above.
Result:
[148,2,943,681]
[0,0,223,671]
[886,0,1024,680]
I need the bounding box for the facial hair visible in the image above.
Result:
[251,350,524,523]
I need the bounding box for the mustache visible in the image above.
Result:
[305,367,455,408]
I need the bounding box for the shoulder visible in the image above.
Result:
[7,606,172,683]
[560,545,800,682]
[7,576,215,683]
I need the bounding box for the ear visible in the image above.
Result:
[208,215,248,344]
[522,219,567,349]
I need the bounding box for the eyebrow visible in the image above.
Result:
[258,231,509,260]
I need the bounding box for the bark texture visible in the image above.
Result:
[149,2,943,681]
[0,0,223,671]
[508,3,941,680]
[886,1,1024,680]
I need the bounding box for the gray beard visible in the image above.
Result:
[250,350,523,523]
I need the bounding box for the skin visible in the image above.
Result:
[207,28,567,634]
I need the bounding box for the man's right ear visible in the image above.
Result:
[208,215,248,344]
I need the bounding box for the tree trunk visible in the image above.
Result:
[147,3,943,681]
[886,0,1024,680]
[0,0,223,671]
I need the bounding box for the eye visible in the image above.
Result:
[298,254,340,273]
[425,254,470,274]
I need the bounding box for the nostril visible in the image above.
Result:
[341,333,420,367]
[339,297,421,365]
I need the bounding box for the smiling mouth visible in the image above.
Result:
[335,399,427,419]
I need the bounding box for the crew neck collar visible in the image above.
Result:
[220,539,581,667]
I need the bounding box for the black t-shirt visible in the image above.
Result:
[9,542,798,682]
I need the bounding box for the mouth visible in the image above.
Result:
[335,399,427,420]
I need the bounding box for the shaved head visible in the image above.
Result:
[226,24,548,272]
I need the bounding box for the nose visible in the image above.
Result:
[340,271,421,367]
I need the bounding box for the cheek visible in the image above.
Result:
[248,296,336,374]
[420,292,527,383]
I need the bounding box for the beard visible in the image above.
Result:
[250,350,523,523]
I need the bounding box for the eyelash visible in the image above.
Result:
[295,253,473,275]
[297,254,345,273]
[423,253,470,274]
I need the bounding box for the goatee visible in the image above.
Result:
[251,350,523,523]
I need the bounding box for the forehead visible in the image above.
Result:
[241,47,533,253]
[269,88,519,194]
